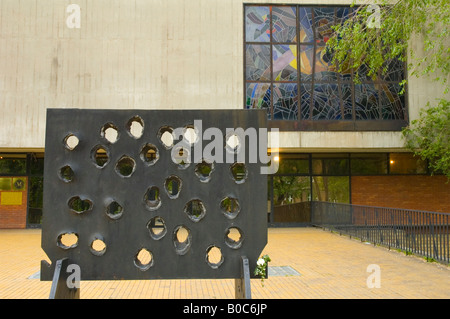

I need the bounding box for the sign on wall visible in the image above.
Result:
[0,177,26,205]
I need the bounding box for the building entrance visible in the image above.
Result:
[0,153,44,228]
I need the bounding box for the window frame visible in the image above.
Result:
[0,153,44,228]
[243,4,409,131]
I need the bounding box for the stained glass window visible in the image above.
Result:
[380,83,406,120]
[354,84,380,120]
[311,84,341,120]
[244,4,407,130]
[300,83,312,120]
[245,45,271,81]
[300,44,314,81]
[299,7,314,43]
[273,45,297,81]
[312,7,335,43]
[246,83,271,119]
[272,6,297,43]
[273,83,298,120]
[245,6,271,42]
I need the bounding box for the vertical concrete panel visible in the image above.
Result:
[0,0,447,150]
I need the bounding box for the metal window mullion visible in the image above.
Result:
[269,7,274,120]
[333,7,346,122]
[309,8,316,120]
[296,4,301,123]
[243,5,246,111]
[348,153,352,204]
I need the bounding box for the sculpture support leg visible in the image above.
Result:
[235,256,252,299]
[49,258,80,299]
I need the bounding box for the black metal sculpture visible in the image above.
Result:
[40,109,268,299]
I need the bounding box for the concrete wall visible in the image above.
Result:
[0,0,445,151]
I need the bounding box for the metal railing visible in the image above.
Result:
[311,202,450,264]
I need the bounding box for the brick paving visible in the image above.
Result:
[0,227,449,299]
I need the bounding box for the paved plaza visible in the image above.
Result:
[0,227,449,299]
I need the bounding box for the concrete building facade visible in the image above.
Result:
[0,0,448,228]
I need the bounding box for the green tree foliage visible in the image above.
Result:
[327,0,449,178]
[327,0,449,89]
[402,99,450,178]
[273,176,309,205]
